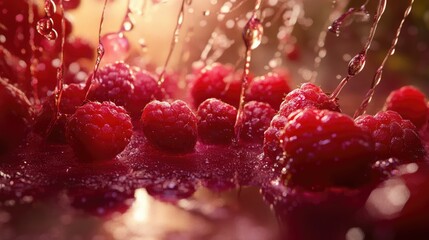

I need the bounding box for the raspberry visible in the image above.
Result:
[355,110,425,161]
[384,86,429,129]
[280,109,374,190]
[190,63,241,108]
[64,37,95,64]
[279,83,340,117]
[63,0,81,10]
[127,68,163,118]
[246,72,291,109]
[0,79,33,154]
[197,98,237,144]
[66,101,133,160]
[263,114,288,163]
[141,100,197,153]
[239,101,276,142]
[87,62,135,108]
[34,84,85,142]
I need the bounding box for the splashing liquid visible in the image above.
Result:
[36,0,59,40]
[28,0,40,105]
[330,0,387,99]
[235,0,263,141]
[327,2,369,37]
[54,0,66,113]
[267,0,302,70]
[310,0,349,83]
[45,0,67,137]
[157,0,189,88]
[84,0,108,98]
[354,0,415,118]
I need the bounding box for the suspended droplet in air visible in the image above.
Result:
[243,17,264,50]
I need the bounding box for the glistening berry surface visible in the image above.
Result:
[239,101,276,143]
[246,72,291,109]
[141,100,198,153]
[384,86,429,129]
[190,63,241,108]
[279,109,375,190]
[279,82,340,118]
[355,110,425,161]
[66,101,132,160]
[197,98,237,144]
[87,62,135,108]
[127,68,163,118]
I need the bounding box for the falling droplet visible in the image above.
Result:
[347,52,366,76]
[46,29,58,40]
[122,19,134,32]
[36,17,54,36]
[138,38,148,52]
[44,0,57,17]
[243,17,263,50]
[354,0,414,118]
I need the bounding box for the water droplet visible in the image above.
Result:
[36,17,54,36]
[203,10,210,16]
[44,0,56,17]
[45,29,58,40]
[348,53,366,76]
[138,38,148,52]
[243,17,264,50]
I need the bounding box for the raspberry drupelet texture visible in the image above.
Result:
[127,68,163,118]
[87,62,135,108]
[279,82,340,118]
[279,109,374,190]
[246,72,291,109]
[197,98,237,144]
[264,82,340,165]
[355,110,425,161]
[34,83,86,142]
[190,63,241,108]
[384,86,429,129]
[263,114,288,163]
[239,101,276,142]
[66,101,133,160]
[141,100,198,153]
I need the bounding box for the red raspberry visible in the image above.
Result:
[239,101,276,142]
[141,100,197,153]
[246,72,291,109]
[279,83,340,117]
[66,101,133,160]
[190,63,241,108]
[34,84,85,142]
[0,79,33,154]
[127,68,163,118]
[384,86,429,129]
[62,0,81,10]
[355,110,425,161]
[263,114,288,163]
[64,37,95,64]
[280,109,374,190]
[87,62,135,108]
[197,98,237,144]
